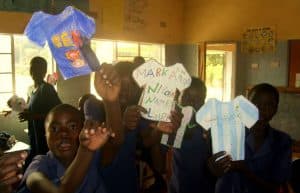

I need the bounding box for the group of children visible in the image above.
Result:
[0,53,294,193]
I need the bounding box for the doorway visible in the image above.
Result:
[205,43,236,101]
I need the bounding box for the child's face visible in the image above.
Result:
[45,110,83,164]
[119,75,140,110]
[180,87,205,110]
[251,92,278,123]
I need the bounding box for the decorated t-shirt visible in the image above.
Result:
[196,95,258,160]
[132,59,191,122]
[24,6,96,79]
[161,106,194,148]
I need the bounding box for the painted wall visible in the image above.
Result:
[235,41,289,95]
[184,0,300,42]
[0,0,183,43]
[165,44,198,78]
[57,73,90,107]
[0,116,29,143]
[95,0,184,43]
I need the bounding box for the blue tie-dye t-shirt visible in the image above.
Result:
[25,6,96,79]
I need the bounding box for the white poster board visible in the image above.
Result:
[132,59,191,122]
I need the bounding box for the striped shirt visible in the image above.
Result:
[196,95,258,160]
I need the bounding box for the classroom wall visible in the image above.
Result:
[183,0,300,42]
[235,41,289,95]
[57,73,90,106]
[0,0,184,43]
[236,40,300,140]
[90,0,183,43]
[165,44,198,77]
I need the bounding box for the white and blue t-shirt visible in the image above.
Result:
[196,95,258,160]
[25,6,96,79]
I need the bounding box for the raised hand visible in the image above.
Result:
[79,120,115,151]
[94,63,121,103]
[123,105,147,130]
[207,151,232,177]
[151,108,183,134]
[0,151,28,193]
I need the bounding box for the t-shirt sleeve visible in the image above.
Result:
[132,60,155,87]
[237,96,259,128]
[175,63,191,92]
[196,99,213,130]
[74,7,95,38]
[24,11,47,47]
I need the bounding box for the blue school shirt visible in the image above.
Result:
[169,124,215,193]
[84,100,138,193]
[17,151,106,193]
[27,82,61,163]
[101,130,138,193]
[215,126,292,193]
[24,6,96,79]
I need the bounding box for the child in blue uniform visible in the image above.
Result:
[209,83,292,193]
[169,77,215,193]
[17,104,112,193]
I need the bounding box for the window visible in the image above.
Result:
[0,34,13,111]
[0,34,55,111]
[90,39,165,98]
[0,34,165,109]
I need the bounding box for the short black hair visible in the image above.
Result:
[46,104,84,125]
[248,83,279,105]
[114,61,136,77]
[133,56,145,66]
[190,77,206,98]
[30,56,47,75]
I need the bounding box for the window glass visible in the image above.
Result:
[0,34,11,53]
[13,35,53,99]
[117,42,138,58]
[91,40,114,64]
[0,74,13,93]
[140,43,163,62]
[0,54,12,72]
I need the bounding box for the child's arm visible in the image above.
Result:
[94,63,125,166]
[26,121,112,193]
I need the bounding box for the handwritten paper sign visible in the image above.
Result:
[241,26,276,54]
[132,59,191,122]
[161,106,194,148]
[196,95,258,160]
